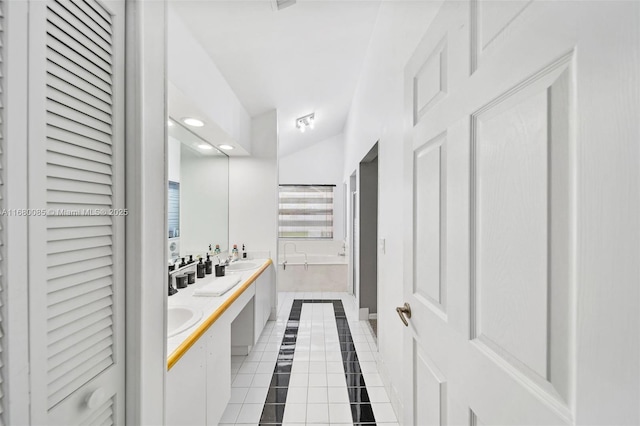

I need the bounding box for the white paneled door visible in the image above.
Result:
[28,0,125,424]
[403,1,638,425]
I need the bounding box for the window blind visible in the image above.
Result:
[279,185,334,239]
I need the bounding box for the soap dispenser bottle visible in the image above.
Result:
[179,257,187,268]
[242,244,247,259]
[197,256,206,278]
[168,262,178,296]
[205,253,213,275]
[232,244,239,261]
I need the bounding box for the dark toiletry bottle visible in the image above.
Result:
[179,257,187,268]
[175,274,188,289]
[186,271,196,284]
[188,254,194,264]
[242,244,247,259]
[168,262,177,296]
[168,279,178,295]
[215,264,225,277]
[205,254,213,275]
[197,257,206,278]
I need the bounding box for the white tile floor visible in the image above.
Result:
[220,292,399,426]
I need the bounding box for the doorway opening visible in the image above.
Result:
[358,143,378,337]
[349,172,357,296]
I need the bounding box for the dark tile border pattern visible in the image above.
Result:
[259,299,377,425]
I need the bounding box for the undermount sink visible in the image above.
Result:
[167,306,202,337]
[226,261,260,272]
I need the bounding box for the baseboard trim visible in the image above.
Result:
[231,345,251,356]
[376,351,404,424]
[359,307,369,320]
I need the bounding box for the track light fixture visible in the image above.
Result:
[296,113,315,133]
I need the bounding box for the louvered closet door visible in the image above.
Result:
[28,1,125,424]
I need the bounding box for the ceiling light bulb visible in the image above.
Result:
[183,118,204,127]
[300,125,305,133]
[219,144,234,150]
[198,144,213,150]
[167,120,174,127]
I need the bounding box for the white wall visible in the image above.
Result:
[124,1,168,424]
[180,148,229,255]
[167,8,252,153]
[229,110,278,259]
[279,133,346,242]
[168,136,181,183]
[229,110,278,318]
[342,1,442,420]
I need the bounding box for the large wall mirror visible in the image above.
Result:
[168,118,229,261]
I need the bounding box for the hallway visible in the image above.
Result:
[221,292,398,425]
[1,1,637,424]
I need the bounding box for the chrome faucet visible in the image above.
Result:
[283,242,297,262]
[217,255,233,266]
[338,241,347,256]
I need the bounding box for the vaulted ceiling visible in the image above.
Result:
[169,0,382,157]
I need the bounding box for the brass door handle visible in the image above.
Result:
[396,303,411,327]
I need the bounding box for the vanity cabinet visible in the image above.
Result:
[254,266,274,344]
[166,261,274,425]
[166,324,231,426]
[166,306,232,426]
[205,322,231,425]
[166,339,207,425]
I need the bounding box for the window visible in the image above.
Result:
[279,185,334,238]
[168,181,180,238]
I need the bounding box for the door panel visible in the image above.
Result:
[28,0,125,424]
[413,133,447,317]
[471,59,573,402]
[404,0,638,424]
[471,0,534,72]
[414,340,447,426]
[414,37,448,123]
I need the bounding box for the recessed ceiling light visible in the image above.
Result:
[183,117,204,127]
[167,120,174,127]
[219,144,234,150]
[198,144,213,150]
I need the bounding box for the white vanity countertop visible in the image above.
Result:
[167,258,272,367]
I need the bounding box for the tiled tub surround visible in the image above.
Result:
[222,292,398,426]
[278,255,348,292]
